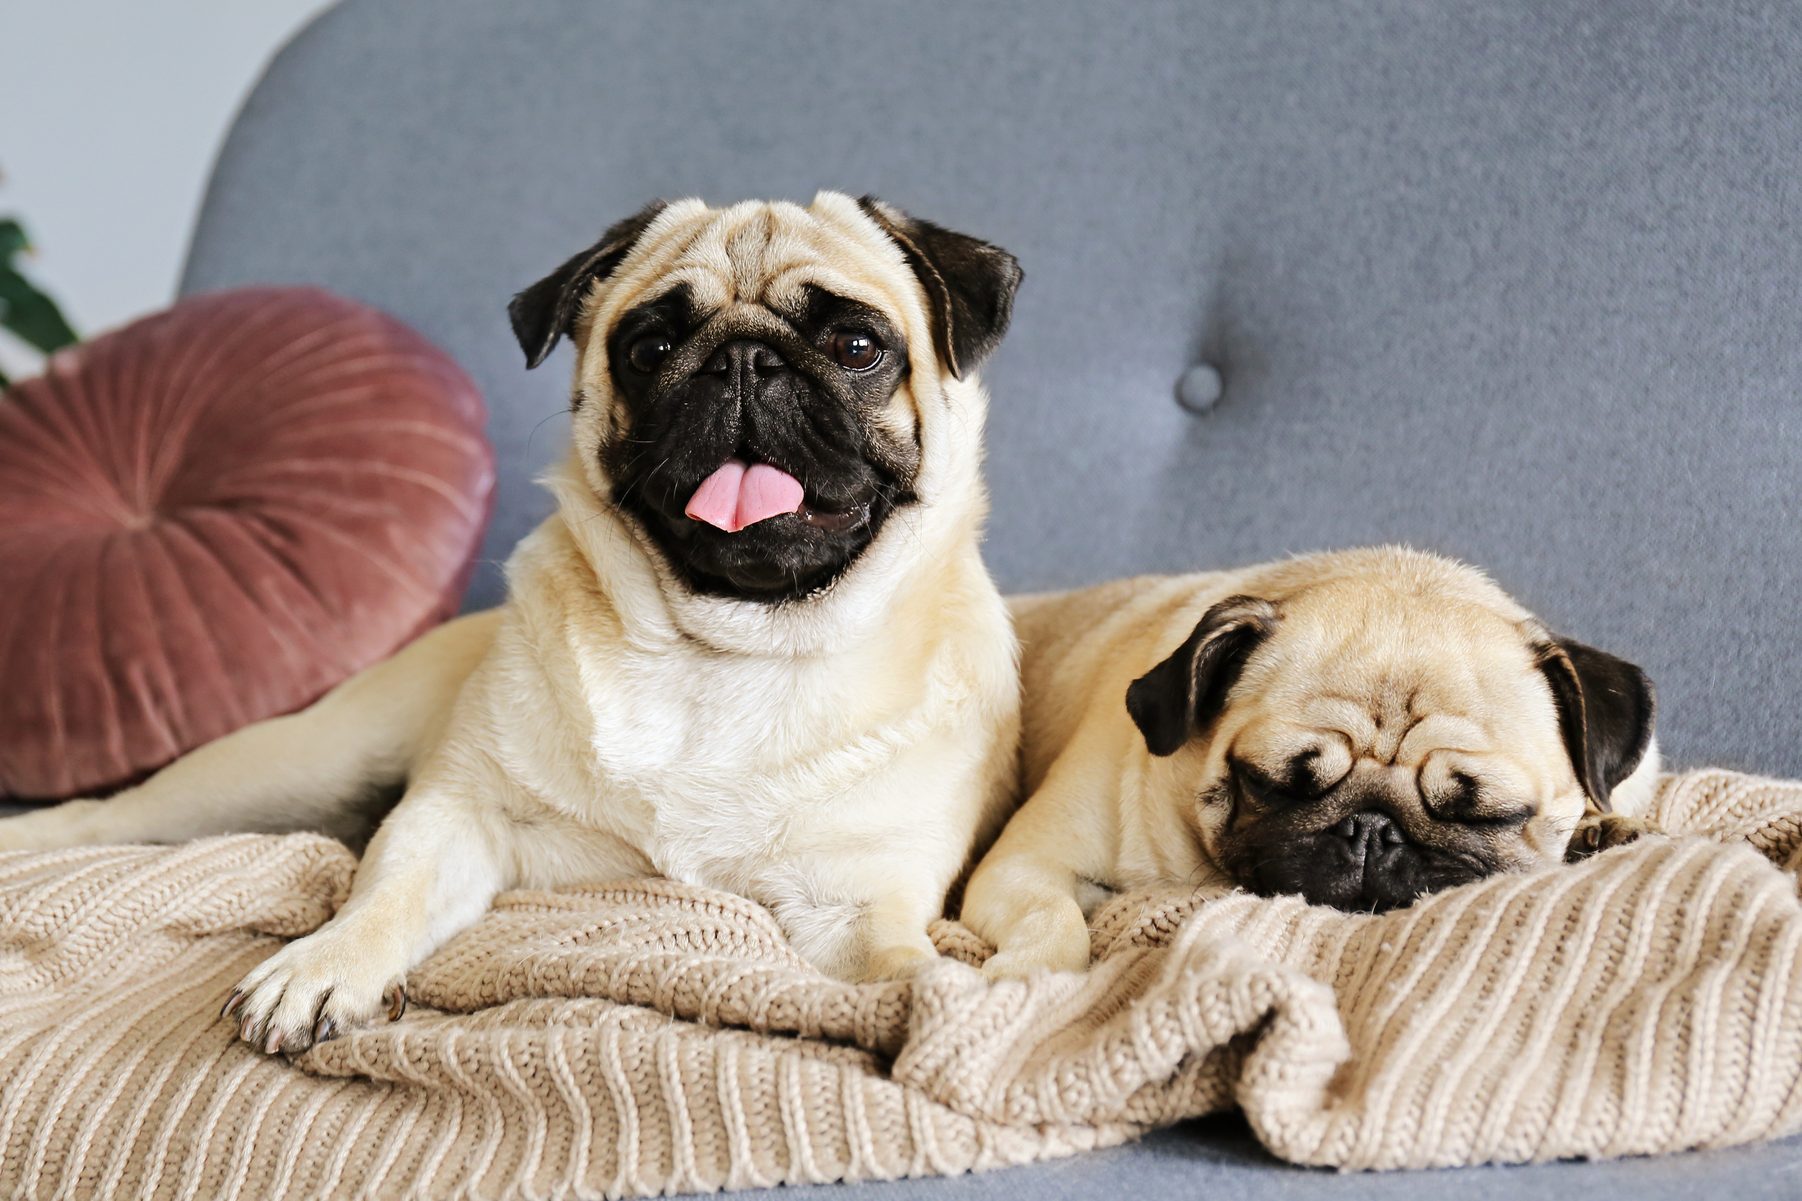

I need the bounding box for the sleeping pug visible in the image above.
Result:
[0,192,1025,1048]
[962,546,1658,977]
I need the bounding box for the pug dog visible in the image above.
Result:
[962,547,1658,977]
[0,192,1025,1049]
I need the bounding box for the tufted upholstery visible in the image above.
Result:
[176,2,1802,1190]
[182,0,1802,781]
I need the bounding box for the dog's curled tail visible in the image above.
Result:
[0,611,502,852]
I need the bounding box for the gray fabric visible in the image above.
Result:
[724,1118,1802,1200]
[182,0,1802,778]
[131,4,1802,1190]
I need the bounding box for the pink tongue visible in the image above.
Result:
[684,460,746,530]
[684,459,806,532]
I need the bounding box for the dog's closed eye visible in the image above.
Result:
[1422,771,1534,828]
[1229,753,1338,807]
[1229,760,1298,808]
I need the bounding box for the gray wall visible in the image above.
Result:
[0,0,332,380]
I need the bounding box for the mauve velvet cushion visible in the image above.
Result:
[0,287,494,800]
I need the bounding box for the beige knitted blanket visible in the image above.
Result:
[5,768,1802,1198]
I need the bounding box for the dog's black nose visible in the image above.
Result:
[703,339,787,378]
[1333,810,1405,852]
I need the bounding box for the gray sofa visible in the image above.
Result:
[178,0,1802,1194]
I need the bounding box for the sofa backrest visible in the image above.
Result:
[184,0,1802,774]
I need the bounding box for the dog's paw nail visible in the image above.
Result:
[384,982,408,1022]
[220,989,245,1020]
[305,987,337,1047]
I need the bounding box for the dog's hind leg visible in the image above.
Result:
[0,610,501,851]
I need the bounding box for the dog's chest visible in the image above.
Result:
[548,640,902,885]
[585,647,838,773]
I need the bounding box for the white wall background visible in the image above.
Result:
[1,0,335,379]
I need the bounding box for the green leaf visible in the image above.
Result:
[0,269,79,354]
[0,216,78,355]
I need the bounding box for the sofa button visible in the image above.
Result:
[1176,363,1223,414]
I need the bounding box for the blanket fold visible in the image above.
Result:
[4,769,1802,1198]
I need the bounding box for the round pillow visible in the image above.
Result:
[0,286,494,800]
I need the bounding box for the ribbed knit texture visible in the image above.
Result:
[4,768,1801,1197]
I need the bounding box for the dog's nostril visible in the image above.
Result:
[1335,810,1404,848]
[703,339,787,377]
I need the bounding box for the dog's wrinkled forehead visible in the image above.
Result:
[592,196,922,346]
[1222,589,1563,811]
[1134,548,1652,816]
[1247,581,1550,742]
[1132,550,1575,782]
[511,190,1021,382]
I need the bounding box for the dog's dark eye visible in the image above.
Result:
[626,334,673,374]
[828,330,882,371]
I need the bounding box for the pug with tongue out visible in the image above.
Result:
[0,192,1026,1054]
[584,199,963,608]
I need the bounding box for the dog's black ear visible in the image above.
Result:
[1534,635,1656,812]
[1126,596,1278,757]
[856,196,1022,379]
[508,200,668,369]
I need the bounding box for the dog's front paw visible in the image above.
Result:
[859,940,940,983]
[975,903,1093,979]
[1567,812,1665,862]
[981,928,1092,979]
[222,927,408,1055]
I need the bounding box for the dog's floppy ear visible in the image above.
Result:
[1533,634,1656,812]
[508,200,668,370]
[1126,596,1278,757]
[856,196,1022,379]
